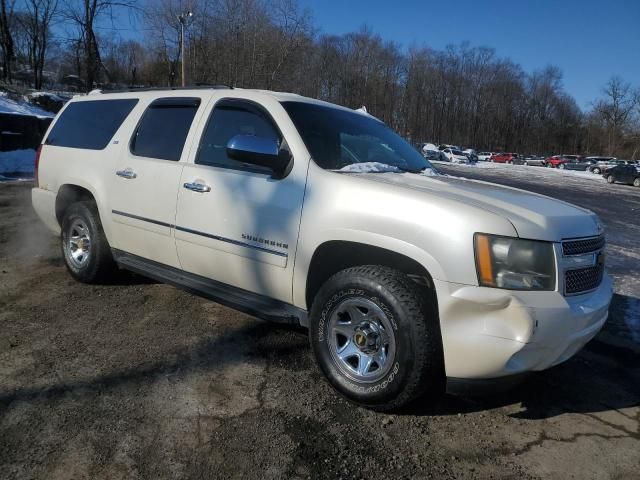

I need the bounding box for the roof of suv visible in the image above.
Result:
[87,86,356,113]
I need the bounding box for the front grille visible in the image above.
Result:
[565,265,604,294]
[562,235,605,256]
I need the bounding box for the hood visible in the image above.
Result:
[351,172,600,241]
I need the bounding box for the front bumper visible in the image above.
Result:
[434,274,613,379]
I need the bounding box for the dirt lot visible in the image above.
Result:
[1,179,639,480]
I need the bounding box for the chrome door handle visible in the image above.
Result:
[116,169,137,179]
[183,182,211,193]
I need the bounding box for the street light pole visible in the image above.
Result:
[178,11,193,87]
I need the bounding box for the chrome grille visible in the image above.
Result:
[562,235,605,256]
[565,264,604,295]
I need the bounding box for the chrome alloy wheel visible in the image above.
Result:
[327,298,396,383]
[66,219,91,268]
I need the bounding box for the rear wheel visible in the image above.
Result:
[309,266,443,411]
[634,178,640,187]
[559,163,565,169]
[593,167,601,174]
[607,175,615,184]
[61,201,116,283]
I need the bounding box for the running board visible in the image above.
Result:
[112,249,308,327]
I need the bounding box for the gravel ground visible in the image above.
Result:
[0,180,639,480]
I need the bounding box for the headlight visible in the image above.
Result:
[474,233,556,290]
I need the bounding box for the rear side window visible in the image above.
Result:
[130,97,200,161]
[45,99,138,150]
[196,100,281,173]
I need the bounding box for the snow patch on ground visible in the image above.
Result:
[432,160,604,181]
[27,91,66,102]
[0,92,54,118]
[0,149,36,174]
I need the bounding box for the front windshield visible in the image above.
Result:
[451,149,464,156]
[281,101,435,173]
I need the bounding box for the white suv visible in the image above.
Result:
[32,87,613,410]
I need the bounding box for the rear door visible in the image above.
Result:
[108,96,206,268]
[174,97,308,303]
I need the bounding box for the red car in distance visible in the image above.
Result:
[490,152,518,164]
[546,154,582,168]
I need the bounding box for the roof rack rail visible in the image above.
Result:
[100,85,232,94]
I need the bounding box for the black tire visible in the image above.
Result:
[634,178,640,187]
[309,266,444,411]
[60,201,116,283]
[607,175,615,184]
[592,167,601,174]
[559,163,565,169]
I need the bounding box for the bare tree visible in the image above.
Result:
[593,76,638,155]
[15,0,58,88]
[0,0,16,82]
[63,0,137,91]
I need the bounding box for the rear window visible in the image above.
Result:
[130,97,200,161]
[45,99,138,150]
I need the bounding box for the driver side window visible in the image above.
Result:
[196,101,281,174]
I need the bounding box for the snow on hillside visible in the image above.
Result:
[0,92,54,118]
[0,149,36,177]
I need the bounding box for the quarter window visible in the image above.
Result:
[45,99,138,150]
[196,100,281,173]
[130,97,200,161]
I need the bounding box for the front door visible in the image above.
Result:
[174,98,308,303]
[108,96,205,268]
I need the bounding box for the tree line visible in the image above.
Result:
[1,0,639,158]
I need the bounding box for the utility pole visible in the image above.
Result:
[178,11,193,87]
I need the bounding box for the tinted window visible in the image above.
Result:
[45,99,138,150]
[282,101,433,173]
[131,97,200,161]
[196,101,280,173]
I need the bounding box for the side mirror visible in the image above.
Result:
[226,134,291,178]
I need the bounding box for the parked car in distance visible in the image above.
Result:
[477,152,493,161]
[462,148,478,162]
[559,158,593,171]
[31,87,613,411]
[442,147,469,163]
[418,142,443,161]
[602,164,640,186]
[546,154,581,168]
[514,155,546,167]
[438,144,461,151]
[585,157,617,174]
[490,152,518,164]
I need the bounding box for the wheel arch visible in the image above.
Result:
[303,240,439,312]
[55,183,96,225]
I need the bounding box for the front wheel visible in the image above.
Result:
[634,178,640,187]
[309,266,443,411]
[61,201,116,283]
